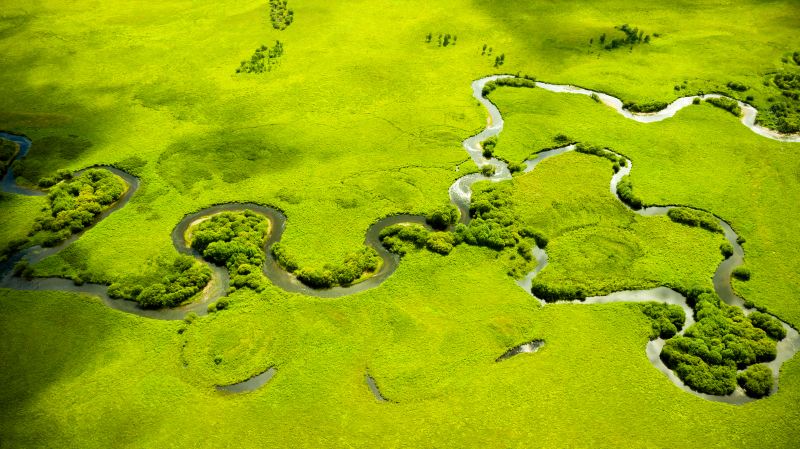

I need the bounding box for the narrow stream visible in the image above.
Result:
[1,76,798,399]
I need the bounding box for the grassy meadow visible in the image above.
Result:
[1,0,799,447]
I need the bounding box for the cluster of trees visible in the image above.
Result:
[737,364,774,398]
[616,175,643,209]
[380,224,455,256]
[666,207,723,233]
[190,210,270,292]
[494,53,505,68]
[381,185,547,263]
[108,255,212,309]
[640,302,685,340]
[273,237,381,288]
[593,24,653,51]
[295,248,380,288]
[426,204,460,230]
[660,290,783,396]
[575,143,627,173]
[481,75,536,97]
[732,266,751,281]
[768,101,800,134]
[530,282,588,302]
[269,0,293,30]
[726,81,749,92]
[237,41,284,74]
[30,169,125,247]
[481,136,497,157]
[0,139,18,177]
[705,97,742,117]
[426,33,457,47]
[623,100,668,113]
[720,242,734,258]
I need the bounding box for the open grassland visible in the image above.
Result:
[1,0,800,447]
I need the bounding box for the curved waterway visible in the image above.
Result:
[1,77,799,398]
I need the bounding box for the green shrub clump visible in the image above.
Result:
[705,97,742,117]
[732,266,751,281]
[237,41,284,74]
[426,204,460,230]
[31,169,126,247]
[295,248,380,288]
[720,242,734,258]
[666,207,722,233]
[748,311,787,340]
[640,302,685,339]
[481,137,497,157]
[737,364,774,398]
[481,165,496,176]
[616,175,643,209]
[726,81,749,92]
[597,24,653,51]
[624,101,668,113]
[269,0,294,30]
[660,292,778,395]
[481,75,535,96]
[380,224,454,256]
[108,255,212,309]
[190,210,270,291]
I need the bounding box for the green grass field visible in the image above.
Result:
[1,0,799,447]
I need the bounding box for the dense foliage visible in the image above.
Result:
[639,302,685,339]
[190,210,270,292]
[108,255,212,309]
[269,0,294,30]
[237,41,284,74]
[705,97,741,117]
[380,224,454,256]
[295,248,380,288]
[623,101,668,113]
[30,169,125,247]
[737,364,774,398]
[616,175,643,209]
[732,266,751,281]
[426,204,459,230]
[482,75,536,96]
[660,291,780,395]
[666,207,722,233]
[594,24,654,51]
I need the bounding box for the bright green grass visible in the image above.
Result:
[0,193,46,254]
[489,87,800,326]
[2,0,800,446]
[475,153,726,295]
[0,0,797,279]
[3,246,800,447]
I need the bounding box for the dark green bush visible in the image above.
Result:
[726,81,748,92]
[737,364,774,398]
[748,311,786,340]
[30,169,125,248]
[191,210,270,292]
[720,242,734,258]
[507,161,526,173]
[616,175,643,209]
[426,204,460,230]
[237,41,284,74]
[481,165,496,176]
[732,266,751,281]
[624,101,668,113]
[271,242,299,272]
[208,297,230,313]
[660,292,778,395]
[269,0,294,30]
[426,232,455,255]
[518,226,548,248]
[705,97,742,117]
[109,254,212,309]
[481,137,497,157]
[295,247,380,288]
[530,282,587,302]
[666,207,722,233]
[640,302,685,339]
